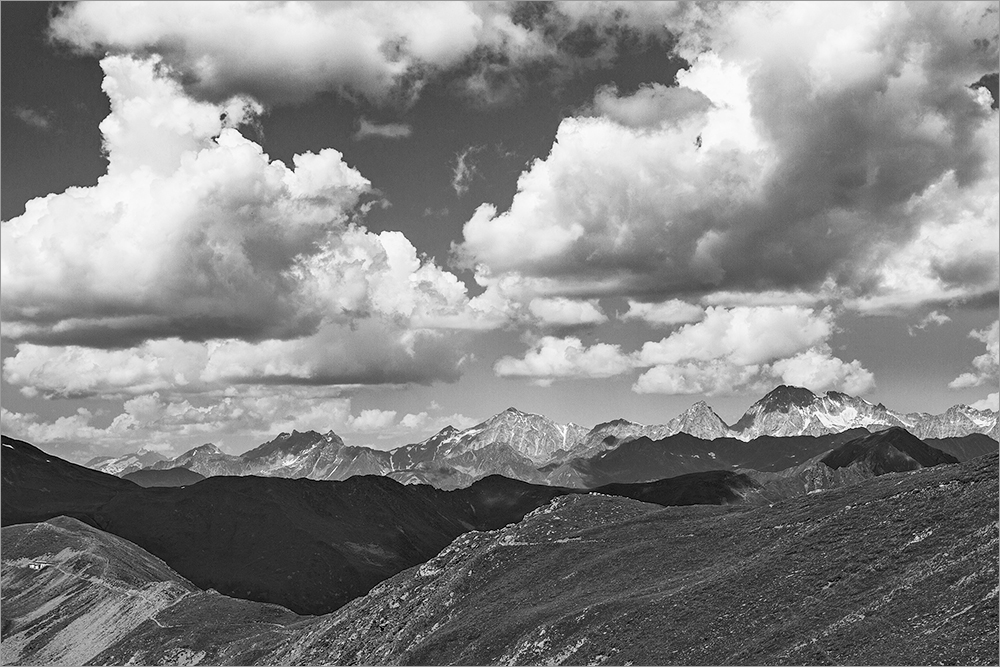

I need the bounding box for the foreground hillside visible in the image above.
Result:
[0,516,301,666]
[2,454,996,665]
[258,453,1000,666]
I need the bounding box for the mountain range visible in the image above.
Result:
[4,448,996,665]
[2,420,990,618]
[84,386,998,488]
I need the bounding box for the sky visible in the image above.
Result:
[1,1,998,463]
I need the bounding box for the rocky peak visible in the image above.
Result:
[756,385,818,412]
[242,430,341,462]
[680,400,723,419]
[450,407,588,463]
[670,400,731,439]
[190,443,223,455]
[493,407,538,423]
[592,418,639,429]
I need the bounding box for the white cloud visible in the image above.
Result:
[949,320,999,389]
[49,1,490,105]
[633,360,765,396]
[528,298,607,327]
[494,336,634,386]
[399,412,430,430]
[50,1,669,108]
[632,306,874,396]
[907,310,952,336]
[346,409,398,433]
[354,118,412,140]
[770,347,876,396]
[970,392,999,412]
[637,306,835,368]
[2,56,367,346]
[494,305,874,395]
[1,56,507,400]
[455,2,999,313]
[3,319,469,400]
[621,299,704,327]
[451,145,483,197]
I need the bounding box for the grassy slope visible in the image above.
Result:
[266,453,999,666]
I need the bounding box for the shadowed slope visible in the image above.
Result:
[122,467,206,487]
[1,436,137,525]
[924,433,998,462]
[3,435,764,615]
[821,427,959,473]
[553,429,868,487]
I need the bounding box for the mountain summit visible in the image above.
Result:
[667,400,730,440]
[731,385,999,441]
[413,408,588,463]
[731,386,907,440]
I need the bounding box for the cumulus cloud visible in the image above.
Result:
[770,347,876,396]
[49,1,489,105]
[2,56,366,346]
[47,1,680,108]
[636,306,835,368]
[354,118,412,140]
[346,409,398,433]
[632,360,766,397]
[528,297,607,327]
[631,305,873,395]
[494,305,874,395]
[971,392,999,412]
[1,56,506,401]
[621,299,704,327]
[494,336,634,386]
[456,2,999,313]
[949,320,999,389]
[399,412,430,431]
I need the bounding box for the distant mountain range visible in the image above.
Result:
[83,386,998,488]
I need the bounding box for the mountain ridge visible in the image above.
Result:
[79,386,997,486]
